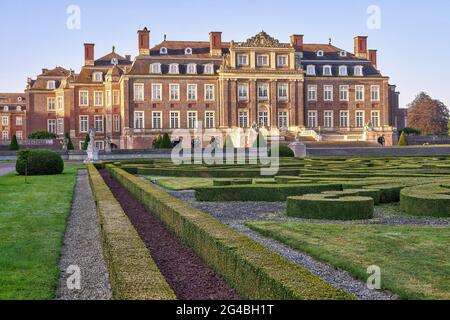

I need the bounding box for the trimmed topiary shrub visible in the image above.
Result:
[28,131,57,140]
[159,133,173,149]
[400,183,450,217]
[81,134,90,151]
[65,132,74,150]
[9,134,20,151]
[397,132,409,146]
[16,149,64,176]
[287,193,374,220]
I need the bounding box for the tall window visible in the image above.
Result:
[356,111,364,128]
[354,66,364,76]
[187,64,197,74]
[204,64,214,74]
[258,84,269,100]
[324,111,333,128]
[205,84,215,101]
[340,111,349,128]
[239,111,248,128]
[205,111,215,129]
[306,65,316,76]
[57,96,63,110]
[16,116,23,126]
[134,83,144,101]
[57,118,64,135]
[2,131,8,141]
[16,130,22,140]
[95,141,104,151]
[339,66,348,76]
[95,115,104,132]
[134,111,144,129]
[2,116,8,126]
[152,84,162,101]
[188,111,197,129]
[256,55,269,66]
[237,54,248,66]
[323,65,332,76]
[371,86,380,101]
[113,115,120,132]
[152,111,162,129]
[307,85,317,101]
[339,85,349,101]
[238,84,248,101]
[278,111,288,129]
[187,84,197,101]
[324,85,333,101]
[169,64,179,74]
[106,90,112,107]
[277,55,288,67]
[371,111,380,127]
[355,85,365,101]
[47,97,56,111]
[79,91,89,106]
[94,91,104,106]
[278,84,288,101]
[47,81,56,90]
[151,63,161,74]
[113,90,120,105]
[169,84,180,101]
[307,111,318,128]
[258,111,269,127]
[47,119,56,133]
[170,111,180,129]
[93,72,103,82]
[80,116,88,133]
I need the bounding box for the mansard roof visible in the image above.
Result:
[128,57,220,76]
[151,41,230,59]
[95,51,132,66]
[28,67,72,90]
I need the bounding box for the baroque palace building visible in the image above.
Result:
[1,27,405,149]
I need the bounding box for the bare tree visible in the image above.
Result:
[407,92,449,135]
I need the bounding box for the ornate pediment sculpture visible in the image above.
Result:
[235,31,291,48]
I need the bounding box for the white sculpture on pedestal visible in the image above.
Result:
[289,135,307,158]
[84,128,99,163]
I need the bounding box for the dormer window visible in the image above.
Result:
[47,81,56,90]
[169,64,179,74]
[111,58,119,65]
[187,64,197,74]
[306,65,316,76]
[203,64,214,75]
[185,47,193,55]
[3,106,9,112]
[354,65,364,76]
[17,97,23,102]
[160,47,168,55]
[339,66,348,76]
[323,65,332,76]
[316,50,324,57]
[340,51,347,57]
[16,106,22,112]
[93,72,103,82]
[151,63,161,74]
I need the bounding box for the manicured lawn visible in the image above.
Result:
[146,176,275,190]
[0,166,79,300]
[245,221,450,300]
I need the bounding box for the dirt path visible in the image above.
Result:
[99,170,239,300]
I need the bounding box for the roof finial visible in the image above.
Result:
[328,37,332,45]
[112,45,115,53]
[163,34,167,41]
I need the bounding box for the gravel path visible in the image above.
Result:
[0,163,15,176]
[56,170,112,300]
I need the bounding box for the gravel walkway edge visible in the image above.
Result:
[56,170,112,300]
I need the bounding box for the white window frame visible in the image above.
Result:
[134,111,145,129]
[306,65,316,76]
[113,90,120,105]
[185,47,193,55]
[258,110,269,127]
[16,116,23,126]
[160,47,168,55]
[113,114,120,133]
[187,84,198,101]
[205,111,215,129]
[47,119,56,134]
[57,96,64,110]
[340,111,349,128]
[187,111,198,129]
[2,116,9,126]
[278,111,288,129]
[256,54,269,67]
[187,64,197,74]
[238,84,249,101]
[133,83,145,101]
[93,72,103,82]
[324,85,333,101]
[2,131,9,141]
[169,84,180,101]
[239,111,249,128]
[204,64,214,75]
[94,115,104,133]
[258,83,269,101]
[169,64,179,74]
[170,111,180,129]
[151,63,161,74]
[356,111,365,128]
[277,55,288,67]
[323,65,332,76]
[371,111,380,127]
[79,115,89,133]
[152,111,162,129]
[106,90,112,107]
[354,65,364,76]
[338,66,348,76]
[152,84,162,101]
[47,81,56,90]
[278,84,288,101]
[355,85,365,101]
[57,118,64,135]
[339,85,349,101]
[307,85,317,101]
[94,91,104,107]
[47,97,56,111]
[371,85,380,101]
[237,54,249,66]
[307,111,318,128]
[324,111,333,128]
[316,50,324,57]
[16,130,22,141]
[79,91,89,106]
[95,141,105,151]
[205,84,215,101]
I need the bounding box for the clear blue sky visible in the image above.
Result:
[1,0,449,108]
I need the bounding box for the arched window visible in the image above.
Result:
[151,63,161,74]
[185,47,193,55]
[160,47,168,55]
[203,64,214,75]
[3,106,9,112]
[338,66,348,76]
[354,65,364,76]
[340,51,347,57]
[169,64,179,74]
[323,65,332,76]
[93,72,103,82]
[47,81,56,90]
[16,106,22,112]
[306,65,316,76]
[187,64,197,74]
[316,50,324,57]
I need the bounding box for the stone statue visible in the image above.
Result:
[105,136,112,153]
[84,128,99,163]
[62,136,68,151]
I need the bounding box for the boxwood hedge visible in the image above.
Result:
[87,165,176,300]
[400,183,450,217]
[107,164,354,300]
[16,149,64,176]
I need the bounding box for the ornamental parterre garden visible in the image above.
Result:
[1,156,449,300]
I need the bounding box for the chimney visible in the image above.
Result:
[354,36,368,59]
[290,34,304,51]
[84,43,95,66]
[138,27,150,56]
[369,49,378,68]
[209,32,222,56]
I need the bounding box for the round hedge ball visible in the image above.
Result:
[16,150,64,176]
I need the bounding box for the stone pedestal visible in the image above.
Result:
[289,141,306,158]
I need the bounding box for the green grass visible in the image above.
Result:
[0,166,79,300]
[146,176,275,190]
[245,221,450,300]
